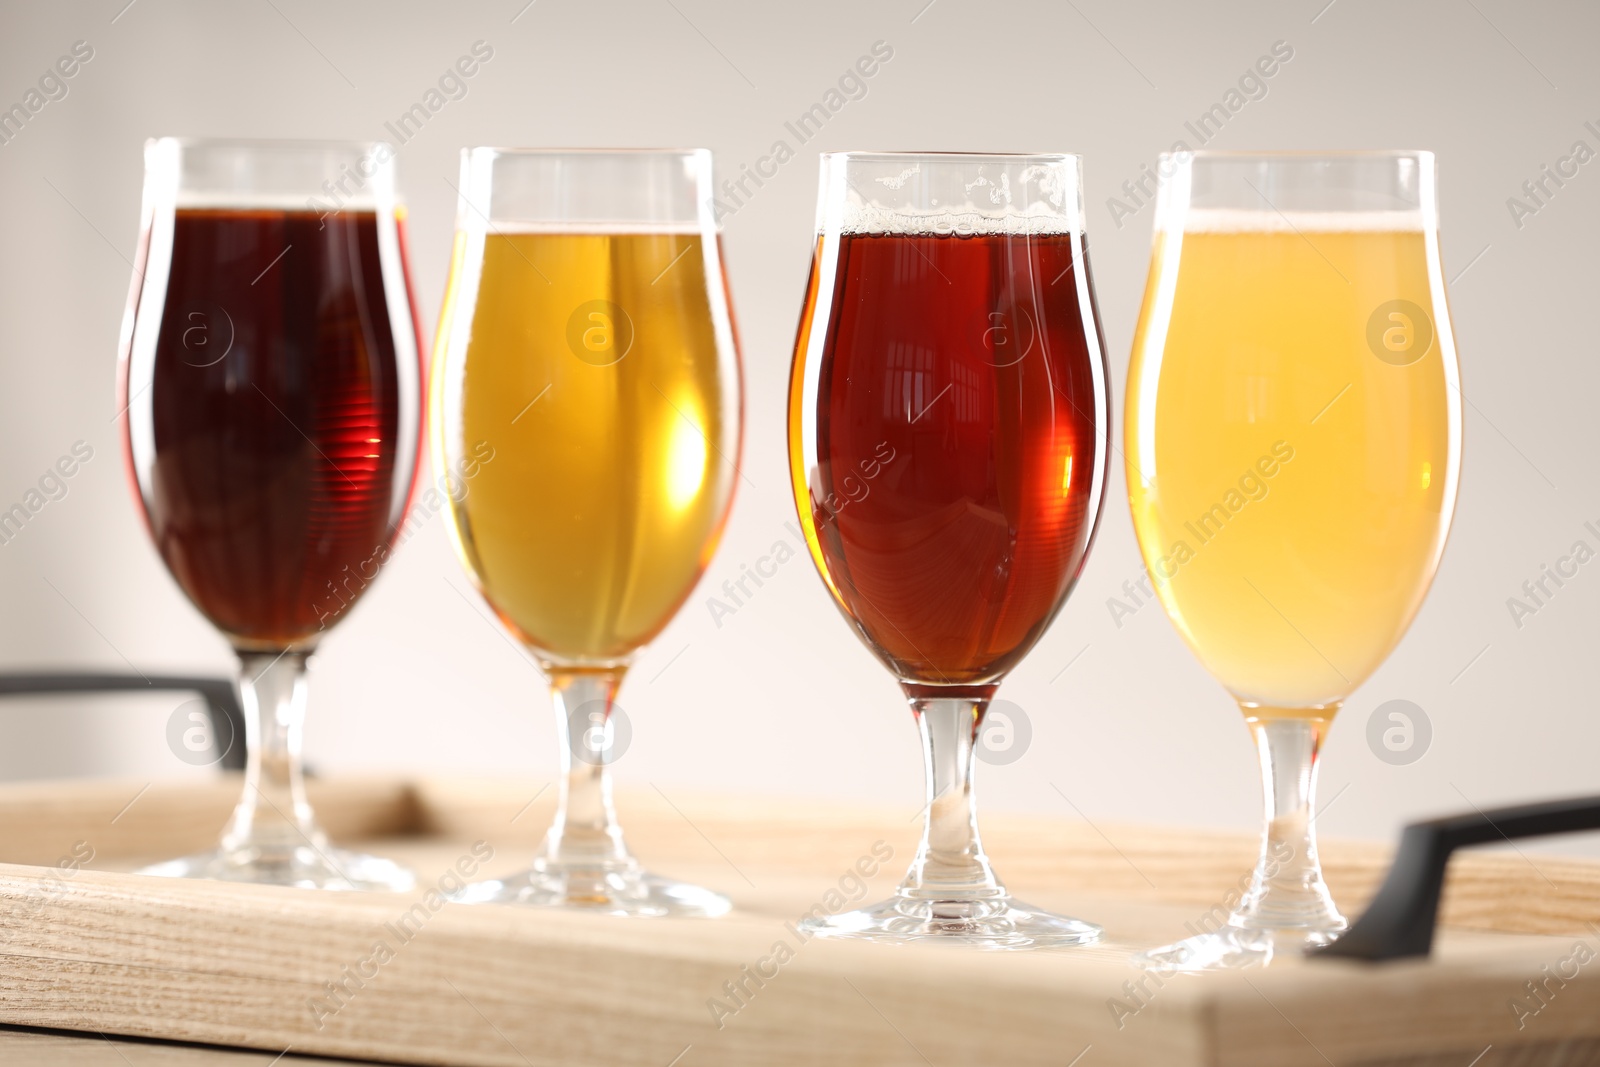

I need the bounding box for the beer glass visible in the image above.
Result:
[1125,151,1461,969]
[435,149,742,916]
[787,152,1111,948]
[118,138,423,889]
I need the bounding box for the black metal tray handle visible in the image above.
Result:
[1312,793,1600,961]
[0,673,245,771]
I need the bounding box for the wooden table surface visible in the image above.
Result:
[0,776,1597,1066]
[0,1025,380,1064]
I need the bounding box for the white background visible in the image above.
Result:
[0,0,1595,854]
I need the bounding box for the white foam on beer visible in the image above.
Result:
[837,204,1079,236]
[1170,208,1427,233]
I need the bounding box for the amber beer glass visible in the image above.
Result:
[434,149,742,916]
[787,153,1111,947]
[118,139,423,889]
[1126,152,1461,969]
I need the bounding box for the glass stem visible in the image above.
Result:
[899,694,1004,901]
[220,651,322,857]
[1232,714,1346,936]
[539,668,633,872]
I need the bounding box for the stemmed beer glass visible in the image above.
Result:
[118,138,424,889]
[433,149,742,916]
[787,152,1111,948]
[1125,151,1461,969]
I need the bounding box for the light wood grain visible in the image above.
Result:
[0,776,417,867]
[0,776,1594,1066]
[0,1025,382,1065]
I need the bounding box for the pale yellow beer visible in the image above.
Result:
[432,230,739,663]
[1125,212,1459,713]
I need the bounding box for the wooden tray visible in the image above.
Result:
[0,774,1597,1066]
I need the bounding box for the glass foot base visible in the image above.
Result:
[799,893,1102,949]
[138,844,416,892]
[456,862,732,918]
[1136,924,1344,972]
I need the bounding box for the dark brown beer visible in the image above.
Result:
[121,208,422,648]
